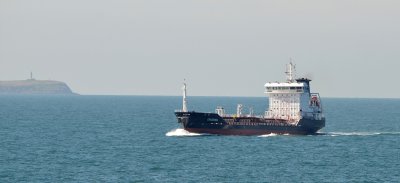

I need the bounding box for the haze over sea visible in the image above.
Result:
[0,95,399,182]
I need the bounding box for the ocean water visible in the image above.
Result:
[0,96,399,182]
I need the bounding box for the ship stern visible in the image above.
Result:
[298,118,326,134]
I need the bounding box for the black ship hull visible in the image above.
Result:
[175,111,325,135]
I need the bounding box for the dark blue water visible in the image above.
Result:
[0,96,399,182]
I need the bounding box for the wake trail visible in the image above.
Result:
[318,132,400,137]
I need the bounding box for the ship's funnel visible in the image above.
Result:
[296,78,311,93]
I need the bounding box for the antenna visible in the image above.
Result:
[285,59,296,82]
[182,79,188,112]
[30,72,34,80]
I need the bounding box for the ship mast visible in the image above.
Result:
[30,72,34,80]
[285,60,295,82]
[182,80,188,112]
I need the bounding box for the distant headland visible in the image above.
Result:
[0,77,77,95]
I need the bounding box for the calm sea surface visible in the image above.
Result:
[0,96,399,182]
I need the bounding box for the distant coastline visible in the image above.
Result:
[0,79,77,95]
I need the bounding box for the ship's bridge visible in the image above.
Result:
[265,82,305,94]
[249,62,322,122]
[264,82,305,121]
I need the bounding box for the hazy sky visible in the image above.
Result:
[0,0,399,98]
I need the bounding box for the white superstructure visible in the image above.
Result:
[264,62,323,122]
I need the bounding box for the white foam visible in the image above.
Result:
[166,129,202,137]
[329,132,380,136]
[258,133,278,137]
[325,132,400,137]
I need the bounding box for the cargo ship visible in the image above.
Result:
[174,63,325,135]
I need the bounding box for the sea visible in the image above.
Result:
[0,95,399,183]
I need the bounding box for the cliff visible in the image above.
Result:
[0,79,77,95]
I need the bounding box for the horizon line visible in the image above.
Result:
[64,94,400,99]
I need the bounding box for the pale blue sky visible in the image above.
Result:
[0,0,399,98]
